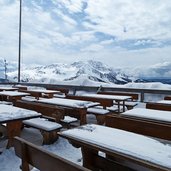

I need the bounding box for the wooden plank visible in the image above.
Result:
[66,95,113,108]
[146,102,171,111]
[106,114,171,141]
[98,91,139,101]
[14,137,90,171]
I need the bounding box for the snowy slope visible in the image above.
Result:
[7,60,137,84]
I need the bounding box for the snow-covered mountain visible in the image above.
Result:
[6,60,138,85]
[3,60,171,85]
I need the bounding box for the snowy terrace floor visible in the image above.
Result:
[0,102,168,171]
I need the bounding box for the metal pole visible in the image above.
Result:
[4,59,7,81]
[18,0,22,83]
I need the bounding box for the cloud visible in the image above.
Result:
[0,0,171,68]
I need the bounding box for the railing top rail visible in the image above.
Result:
[1,82,171,95]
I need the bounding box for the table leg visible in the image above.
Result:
[6,121,23,149]
[123,101,126,112]
[79,109,87,125]
[81,147,98,170]
[117,101,121,113]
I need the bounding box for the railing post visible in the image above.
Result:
[140,92,144,102]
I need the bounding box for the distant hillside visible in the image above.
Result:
[3,59,171,85]
[7,60,139,85]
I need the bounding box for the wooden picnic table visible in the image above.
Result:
[20,89,61,99]
[0,87,18,91]
[12,85,28,90]
[0,91,30,102]
[36,98,99,125]
[0,104,41,148]
[121,108,171,125]
[80,94,132,112]
[59,124,171,171]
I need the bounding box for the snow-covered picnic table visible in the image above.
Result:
[0,91,30,102]
[0,86,18,91]
[37,98,99,125]
[80,93,132,112]
[121,108,171,124]
[0,104,41,148]
[60,124,171,171]
[22,89,61,99]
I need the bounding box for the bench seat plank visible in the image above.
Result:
[14,137,90,171]
[23,118,62,131]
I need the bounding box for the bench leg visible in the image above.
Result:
[6,121,23,149]
[81,147,98,170]
[95,115,105,125]
[41,131,59,145]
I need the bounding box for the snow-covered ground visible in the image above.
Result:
[0,81,171,171]
[0,128,82,171]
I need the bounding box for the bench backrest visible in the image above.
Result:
[146,102,171,111]
[105,114,171,141]
[98,91,139,101]
[66,95,113,108]
[164,96,171,100]
[14,137,90,171]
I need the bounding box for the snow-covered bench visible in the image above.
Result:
[98,91,139,101]
[146,102,171,111]
[87,106,112,124]
[23,117,62,144]
[66,94,114,108]
[14,137,90,171]
[60,116,78,128]
[106,114,171,141]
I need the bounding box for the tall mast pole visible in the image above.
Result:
[18,0,22,82]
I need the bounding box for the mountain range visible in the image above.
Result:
[1,58,171,85]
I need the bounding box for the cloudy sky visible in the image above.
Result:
[0,0,171,68]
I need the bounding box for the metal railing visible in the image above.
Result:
[1,82,171,102]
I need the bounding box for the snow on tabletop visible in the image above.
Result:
[61,124,171,169]
[23,118,62,131]
[157,100,171,104]
[121,108,171,122]
[28,89,60,93]
[0,104,41,122]
[81,93,132,100]
[0,91,29,96]
[38,98,99,108]
[0,87,18,90]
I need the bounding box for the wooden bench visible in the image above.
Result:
[23,116,62,144]
[18,89,41,99]
[14,137,90,171]
[146,102,171,111]
[66,94,114,109]
[164,96,171,100]
[14,100,65,122]
[98,91,139,101]
[87,106,112,125]
[46,87,69,95]
[98,91,139,110]
[60,116,78,128]
[105,114,171,141]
